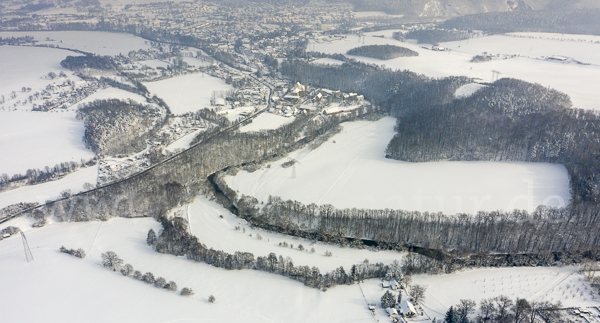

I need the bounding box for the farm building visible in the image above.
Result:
[386,308,399,318]
[390,280,401,291]
[401,300,417,318]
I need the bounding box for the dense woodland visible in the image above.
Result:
[404,29,469,44]
[442,8,600,35]
[386,78,600,203]
[76,99,163,156]
[281,60,468,109]
[60,55,117,71]
[346,45,418,60]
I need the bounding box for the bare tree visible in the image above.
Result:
[101,251,123,271]
[411,284,427,304]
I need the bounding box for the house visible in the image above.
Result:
[292,82,306,96]
[387,308,399,318]
[390,280,401,291]
[401,300,417,318]
[214,98,226,106]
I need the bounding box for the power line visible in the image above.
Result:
[20,230,34,262]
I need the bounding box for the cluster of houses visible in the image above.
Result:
[266,82,369,118]
[380,279,418,322]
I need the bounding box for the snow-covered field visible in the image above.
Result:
[310,33,600,110]
[0,31,151,55]
[0,111,94,177]
[0,166,97,209]
[143,73,233,114]
[358,266,599,321]
[0,217,378,322]
[226,117,570,215]
[454,82,487,98]
[163,129,203,153]
[186,195,404,272]
[218,106,256,122]
[239,113,295,132]
[137,59,170,69]
[443,33,600,65]
[411,266,599,319]
[0,46,80,110]
[73,87,149,108]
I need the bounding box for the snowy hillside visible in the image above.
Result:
[0,46,81,111]
[225,118,570,215]
[0,217,379,323]
[310,33,600,110]
[239,113,295,132]
[0,31,152,56]
[0,166,98,209]
[143,73,233,114]
[0,111,94,177]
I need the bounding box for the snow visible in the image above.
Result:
[143,73,233,115]
[0,31,151,56]
[454,82,487,98]
[0,110,94,177]
[218,106,256,122]
[411,266,599,320]
[182,56,212,68]
[225,117,570,215]
[0,217,380,322]
[185,195,404,272]
[163,129,203,153]
[137,59,170,69]
[311,58,345,66]
[0,166,98,209]
[239,113,295,132]
[0,46,81,111]
[442,34,600,66]
[73,87,149,108]
[310,33,600,110]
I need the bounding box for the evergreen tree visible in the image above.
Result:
[445,306,457,323]
[381,290,396,308]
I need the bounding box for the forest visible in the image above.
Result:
[386,78,600,203]
[280,59,468,109]
[60,55,117,71]
[404,29,469,44]
[76,99,163,156]
[442,8,600,35]
[346,45,418,60]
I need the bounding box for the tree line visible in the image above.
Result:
[0,158,95,193]
[214,176,600,256]
[442,8,600,35]
[347,45,418,60]
[148,216,389,290]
